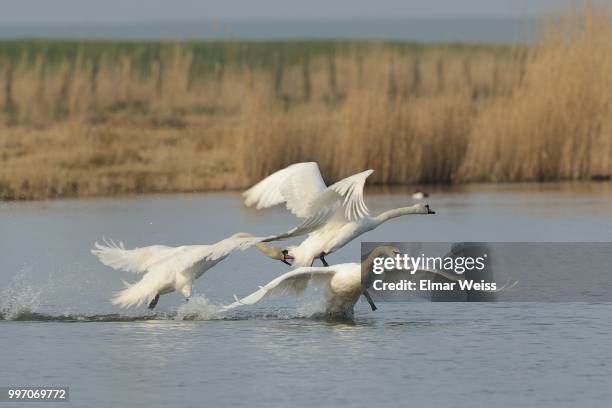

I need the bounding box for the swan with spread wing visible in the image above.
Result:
[245,162,436,267]
[222,246,460,318]
[92,233,270,309]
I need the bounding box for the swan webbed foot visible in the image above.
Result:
[320,253,329,267]
[362,290,377,311]
[148,294,160,310]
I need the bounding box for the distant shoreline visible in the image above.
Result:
[0,18,537,44]
[3,180,612,203]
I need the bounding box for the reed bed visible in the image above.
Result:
[238,6,612,185]
[1,5,610,200]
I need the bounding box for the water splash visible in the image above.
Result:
[0,284,347,322]
[174,295,226,321]
[296,300,326,317]
[0,272,43,320]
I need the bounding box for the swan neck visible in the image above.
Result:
[362,249,384,271]
[375,205,423,223]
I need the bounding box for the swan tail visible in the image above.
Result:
[111,275,164,309]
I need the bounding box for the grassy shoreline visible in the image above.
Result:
[1,6,611,200]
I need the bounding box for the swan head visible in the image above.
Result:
[412,190,430,200]
[281,249,294,265]
[371,245,401,259]
[253,243,294,265]
[362,246,402,288]
[230,233,294,265]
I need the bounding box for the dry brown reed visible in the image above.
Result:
[1,4,610,200]
[459,6,612,181]
[237,5,612,186]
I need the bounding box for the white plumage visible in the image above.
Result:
[222,263,362,317]
[223,246,462,317]
[245,162,435,266]
[92,233,269,309]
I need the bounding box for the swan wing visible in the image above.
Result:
[152,235,274,275]
[297,168,374,231]
[204,235,276,261]
[222,267,336,311]
[93,235,270,275]
[157,234,277,272]
[91,240,179,273]
[243,162,327,218]
[263,169,374,241]
[321,169,373,222]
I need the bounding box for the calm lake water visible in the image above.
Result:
[1,183,612,407]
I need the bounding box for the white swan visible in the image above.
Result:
[222,246,460,318]
[412,190,429,200]
[244,162,436,267]
[91,233,269,309]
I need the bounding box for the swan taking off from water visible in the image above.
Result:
[245,162,436,267]
[92,233,269,309]
[223,246,459,318]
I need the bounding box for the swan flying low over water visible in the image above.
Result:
[223,246,460,318]
[91,233,269,309]
[245,162,436,267]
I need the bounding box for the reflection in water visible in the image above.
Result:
[0,308,372,324]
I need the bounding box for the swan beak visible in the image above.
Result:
[425,204,436,214]
[281,249,294,266]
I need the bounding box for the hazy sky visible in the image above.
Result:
[0,0,568,24]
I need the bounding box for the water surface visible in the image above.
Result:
[1,183,611,407]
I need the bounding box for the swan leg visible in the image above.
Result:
[320,253,329,267]
[362,290,377,311]
[148,294,160,310]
